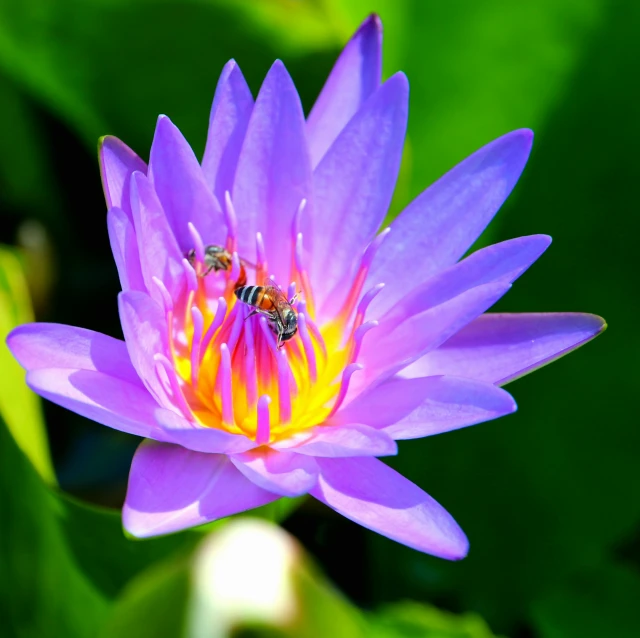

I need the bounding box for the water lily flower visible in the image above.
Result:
[7,15,605,559]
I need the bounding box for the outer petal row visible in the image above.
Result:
[123,439,468,561]
[403,312,607,385]
[367,129,534,314]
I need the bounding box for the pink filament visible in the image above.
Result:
[329,363,363,417]
[243,312,258,409]
[297,313,317,383]
[188,222,206,265]
[200,297,228,362]
[219,343,234,426]
[152,276,173,313]
[224,191,238,250]
[256,395,271,445]
[277,350,292,424]
[190,306,204,388]
[154,353,192,418]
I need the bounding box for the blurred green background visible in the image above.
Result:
[0,1,638,637]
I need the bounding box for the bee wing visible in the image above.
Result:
[264,277,283,292]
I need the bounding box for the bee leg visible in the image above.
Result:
[244,309,259,321]
[199,264,216,277]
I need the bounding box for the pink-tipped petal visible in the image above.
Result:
[232,61,312,282]
[307,14,382,167]
[308,73,409,318]
[123,441,280,538]
[367,129,534,313]
[202,60,254,203]
[25,368,162,439]
[130,171,184,300]
[403,312,607,386]
[7,323,141,385]
[274,423,397,457]
[148,115,226,251]
[99,135,147,212]
[154,408,257,454]
[118,291,173,409]
[373,235,551,322]
[107,206,145,293]
[231,448,318,497]
[311,457,469,559]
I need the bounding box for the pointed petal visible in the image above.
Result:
[383,376,516,439]
[130,171,184,300]
[202,60,253,203]
[273,423,397,457]
[307,14,382,167]
[7,323,140,384]
[367,129,534,312]
[118,291,173,409]
[308,73,409,317]
[372,235,550,322]
[334,374,515,438]
[123,441,280,537]
[311,457,468,559]
[358,282,511,386]
[107,206,145,293]
[232,61,312,282]
[403,313,607,386]
[155,408,257,454]
[25,368,162,439]
[231,448,318,497]
[99,136,147,212]
[149,115,225,250]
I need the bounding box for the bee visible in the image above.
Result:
[234,279,298,348]
[187,244,247,288]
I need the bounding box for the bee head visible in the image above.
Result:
[281,310,298,341]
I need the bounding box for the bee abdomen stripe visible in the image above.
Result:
[249,287,262,306]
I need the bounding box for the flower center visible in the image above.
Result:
[155,197,386,444]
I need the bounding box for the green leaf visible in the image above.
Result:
[531,562,640,638]
[0,245,56,483]
[0,0,341,157]
[0,413,196,638]
[100,519,369,638]
[366,1,640,632]
[368,601,501,638]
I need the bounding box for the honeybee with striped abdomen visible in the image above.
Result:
[187,244,248,288]
[234,279,298,348]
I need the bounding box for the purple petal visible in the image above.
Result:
[130,171,184,300]
[367,129,534,313]
[403,313,607,386]
[308,73,409,318]
[333,374,515,438]
[311,457,468,559]
[148,115,226,251]
[273,423,397,457]
[372,235,550,322]
[118,291,173,409]
[123,441,280,537]
[358,282,511,386]
[202,60,253,204]
[230,448,318,497]
[306,14,382,167]
[7,322,141,385]
[155,408,257,454]
[107,206,145,293]
[99,135,147,212]
[25,368,162,439]
[382,376,516,439]
[232,60,312,283]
